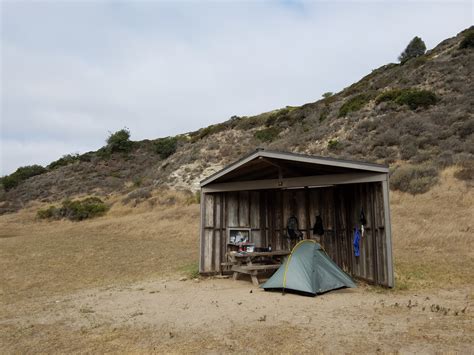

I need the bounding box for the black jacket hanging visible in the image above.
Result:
[360,207,367,226]
[313,215,324,236]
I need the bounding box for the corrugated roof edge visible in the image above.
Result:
[200,149,389,186]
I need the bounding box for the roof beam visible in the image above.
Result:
[200,150,389,187]
[202,172,388,193]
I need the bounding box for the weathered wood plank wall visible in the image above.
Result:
[200,182,390,286]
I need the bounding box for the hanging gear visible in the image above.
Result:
[360,207,367,226]
[313,214,324,236]
[287,216,303,240]
[353,227,361,257]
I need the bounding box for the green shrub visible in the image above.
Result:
[264,108,291,126]
[375,89,403,104]
[319,106,330,122]
[189,122,229,142]
[390,164,438,194]
[155,136,178,159]
[106,128,133,153]
[47,153,80,170]
[395,89,438,110]
[375,88,437,110]
[36,206,58,219]
[327,139,341,150]
[254,127,281,142]
[338,94,372,117]
[0,165,47,191]
[37,197,108,221]
[399,36,426,64]
[322,92,334,99]
[459,28,474,49]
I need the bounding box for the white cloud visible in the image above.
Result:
[1,0,472,174]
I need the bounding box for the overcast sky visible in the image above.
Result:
[1,1,472,175]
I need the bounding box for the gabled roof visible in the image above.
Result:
[201,149,389,187]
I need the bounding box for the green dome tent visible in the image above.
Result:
[261,240,356,296]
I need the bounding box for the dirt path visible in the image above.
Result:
[1,277,472,353]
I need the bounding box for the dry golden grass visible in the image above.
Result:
[0,189,200,304]
[391,167,474,290]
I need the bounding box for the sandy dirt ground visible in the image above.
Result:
[1,277,473,354]
[1,170,473,353]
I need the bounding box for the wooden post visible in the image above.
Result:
[305,187,311,239]
[382,180,394,288]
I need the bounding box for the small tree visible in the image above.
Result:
[322,92,333,99]
[106,128,133,153]
[155,136,178,159]
[459,28,474,49]
[399,36,426,64]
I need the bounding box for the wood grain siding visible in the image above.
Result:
[199,182,392,287]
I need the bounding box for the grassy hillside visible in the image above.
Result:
[1,27,473,213]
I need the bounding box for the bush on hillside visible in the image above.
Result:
[399,36,426,64]
[254,127,281,142]
[0,165,47,191]
[390,164,438,194]
[454,160,474,181]
[375,89,437,110]
[338,94,372,117]
[122,187,152,205]
[189,122,229,142]
[459,28,474,49]
[264,108,292,127]
[327,139,341,150]
[375,89,403,104]
[399,137,418,160]
[37,197,108,221]
[155,137,178,159]
[395,89,438,110]
[47,153,80,170]
[106,128,133,153]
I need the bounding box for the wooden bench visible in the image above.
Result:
[226,250,290,286]
[237,264,281,271]
[231,263,282,285]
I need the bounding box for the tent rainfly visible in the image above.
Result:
[199,149,394,288]
[261,239,356,295]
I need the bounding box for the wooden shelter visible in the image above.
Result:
[199,149,394,287]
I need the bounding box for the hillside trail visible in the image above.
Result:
[1,277,472,353]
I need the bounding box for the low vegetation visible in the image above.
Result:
[454,160,474,182]
[338,93,373,117]
[327,139,341,150]
[37,197,108,221]
[459,27,474,49]
[106,128,133,153]
[0,165,47,191]
[376,88,438,110]
[254,127,281,142]
[154,136,178,159]
[47,153,80,170]
[390,164,438,194]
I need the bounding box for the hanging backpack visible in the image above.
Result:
[287,216,303,240]
[313,214,324,236]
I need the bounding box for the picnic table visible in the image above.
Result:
[227,250,290,286]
